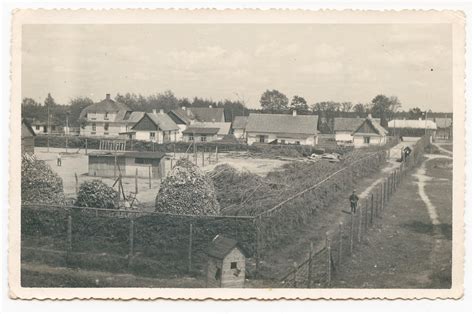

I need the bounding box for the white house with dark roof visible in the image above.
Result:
[182,122,231,143]
[352,118,388,147]
[387,118,437,138]
[129,110,180,143]
[79,93,145,137]
[245,111,319,146]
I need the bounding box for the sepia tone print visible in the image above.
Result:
[9,9,465,300]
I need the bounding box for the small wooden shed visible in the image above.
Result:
[206,235,247,288]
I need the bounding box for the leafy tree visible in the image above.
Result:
[44,93,57,108]
[22,97,40,107]
[69,97,94,127]
[369,95,401,127]
[408,107,423,120]
[311,101,340,120]
[259,89,289,113]
[353,103,367,116]
[340,102,353,112]
[289,95,309,113]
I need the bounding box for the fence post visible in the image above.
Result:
[350,213,354,255]
[135,168,138,194]
[255,216,261,279]
[338,222,343,265]
[66,213,72,264]
[188,222,193,273]
[128,219,134,266]
[357,206,363,243]
[326,232,332,287]
[75,172,79,195]
[215,146,219,163]
[148,166,152,189]
[202,149,205,167]
[307,242,313,288]
[293,262,298,288]
[114,155,117,178]
[370,193,374,225]
[364,198,369,232]
[65,135,68,153]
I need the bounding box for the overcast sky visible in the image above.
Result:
[22,24,452,111]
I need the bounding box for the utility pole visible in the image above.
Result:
[47,98,50,152]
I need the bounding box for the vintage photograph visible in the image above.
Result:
[9,10,465,300]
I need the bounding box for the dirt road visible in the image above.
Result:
[332,153,452,288]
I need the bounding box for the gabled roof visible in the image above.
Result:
[352,118,388,136]
[245,113,319,135]
[115,111,145,124]
[189,107,225,122]
[232,116,248,129]
[333,118,365,132]
[189,122,231,136]
[182,127,220,135]
[207,235,248,259]
[79,94,130,118]
[168,108,194,124]
[131,112,179,131]
[434,117,452,128]
[388,119,437,130]
[22,118,36,137]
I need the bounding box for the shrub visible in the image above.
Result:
[155,158,220,215]
[75,180,118,209]
[21,153,65,204]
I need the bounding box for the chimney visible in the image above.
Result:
[106,93,111,100]
[292,110,297,116]
[152,109,157,115]
[159,109,164,114]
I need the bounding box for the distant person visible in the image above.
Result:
[399,135,404,142]
[57,153,62,166]
[349,189,359,214]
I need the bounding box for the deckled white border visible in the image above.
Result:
[6,8,466,301]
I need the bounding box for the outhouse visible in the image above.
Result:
[206,235,247,288]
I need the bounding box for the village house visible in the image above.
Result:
[79,94,145,137]
[352,118,388,147]
[128,110,180,143]
[167,106,226,141]
[231,116,248,141]
[88,151,167,179]
[245,111,319,146]
[30,119,63,135]
[332,117,366,144]
[182,122,231,143]
[387,118,437,138]
[21,119,36,154]
[206,235,248,288]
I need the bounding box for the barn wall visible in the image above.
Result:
[335,131,353,143]
[221,248,246,288]
[21,137,35,154]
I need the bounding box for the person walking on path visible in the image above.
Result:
[57,153,62,167]
[349,189,359,214]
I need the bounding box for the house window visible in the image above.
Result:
[104,123,109,131]
[201,136,207,142]
[135,158,154,164]
[230,262,237,269]
[188,135,194,141]
[35,125,40,130]
[364,136,370,144]
[258,135,265,143]
[150,132,156,140]
[92,123,96,131]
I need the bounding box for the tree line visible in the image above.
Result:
[22,89,448,128]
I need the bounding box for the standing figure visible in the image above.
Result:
[57,153,62,166]
[349,189,359,213]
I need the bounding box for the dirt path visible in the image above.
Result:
[332,155,452,288]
